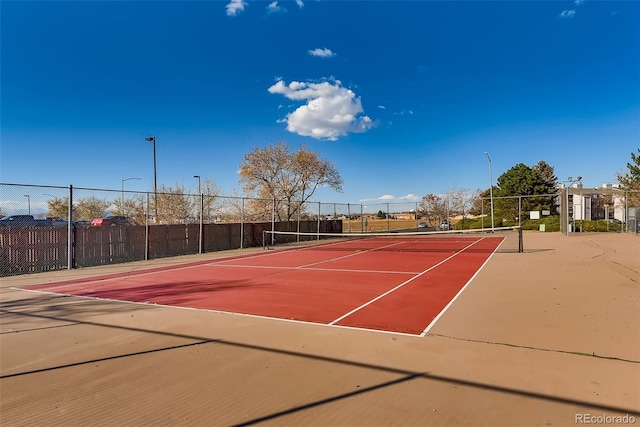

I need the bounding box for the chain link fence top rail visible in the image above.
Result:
[1,183,636,276]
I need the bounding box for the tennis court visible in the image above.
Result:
[20,229,515,336]
[2,231,638,426]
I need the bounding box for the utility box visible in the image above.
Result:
[539,224,546,232]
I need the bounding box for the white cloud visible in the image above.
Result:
[574,0,585,5]
[268,79,375,141]
[377,105,386,109]
[267,1,285,13]
[360,194,421,203]
[559,10,576,18]
[226,0,247,16]
[398,194,420,202]
[394,109,414,116]
[308,48,336,58]
[296,0,304,8]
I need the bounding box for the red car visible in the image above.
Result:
[90,216,133,226]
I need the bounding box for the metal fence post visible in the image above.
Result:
[240,197,245,249]
[67,185,73,270]
[199,193,204,254]
[518,196,522,228]
[145,192,149,260]
[296,199,301,242]
[386,202,390,231]
[317,201,321,239]
[271,197,275,245]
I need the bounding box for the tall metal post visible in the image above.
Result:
[296,199,301,242]
[121,177,140,216]
[518,196,522,228]
[145,192,150,260]
[386,202,390,231]
[241,197,245,249]
[565,184,570,235]
[317,201,321,240]
[24,195,31,215]
[145,136,157,223]
[271,197,276,245]
[67,185,73,270]
[484,152,495,231]
[194,175,202,254]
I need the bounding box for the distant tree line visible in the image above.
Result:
[41,146,639,226]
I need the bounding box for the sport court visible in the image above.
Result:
[2,232,638,427]
[23,232,507,336]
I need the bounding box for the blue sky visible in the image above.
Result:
[2,0,639,207]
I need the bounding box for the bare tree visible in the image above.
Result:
[239,142,343,221]
[446,187,481,229]
[418,187,480,229]
[417,194,447,226]
[155,184,194,224]
[199,178,220,223]
[46,196,79,220]
[75,196,110,221]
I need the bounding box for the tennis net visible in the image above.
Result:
[263,226,524,253]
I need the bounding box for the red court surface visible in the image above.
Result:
[22,235,504,336]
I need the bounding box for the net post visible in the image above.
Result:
[518,226,523,253]
[263,230,267,250]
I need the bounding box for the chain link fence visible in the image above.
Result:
[2,183,637,276]
[1,184,344,276]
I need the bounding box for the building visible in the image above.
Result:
[561,183,626,222]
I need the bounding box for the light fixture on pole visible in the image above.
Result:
[145,136,157,222]
[194,175,203,254]
[121,177,141,216]
[24,195,31,215]
[484,152,495,231]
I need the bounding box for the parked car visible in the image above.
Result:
[439,221,451,231]
[90,216,133,226]
[0,215,41,226]
[417,222,427,229]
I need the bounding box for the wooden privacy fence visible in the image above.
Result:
[0,220,342,277]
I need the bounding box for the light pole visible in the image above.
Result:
[194,175,203,254]
[121,177,141,216]
[24,195,31,215]
[484,152,495,231]
[145,136,157,222]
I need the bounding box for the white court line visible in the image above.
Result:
[10,236,503,338]
[294,241,406,269]
[329,237,486,326]
[24,240,408,292]
[419,236,505,337]
[207,264,419,275]
[11,287,422,338]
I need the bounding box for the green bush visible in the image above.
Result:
[455,216,561,232]
[520,216,561,232]
[574,220,622,232]
[455,216,621,232]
